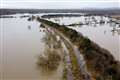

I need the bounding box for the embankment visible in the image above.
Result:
[37,17,120,80]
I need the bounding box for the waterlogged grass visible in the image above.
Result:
[62,57,67,80]
[70,49,82,80]
[63,38,82,80]
[37,17,120,80]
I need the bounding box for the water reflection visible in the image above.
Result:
[50,16,111,26]
[104,30,107,34]
[39,24,46,32]
[40,24,45,28]
[28,15,36,21]
[36,28,64,79]
[50,16,120,36]
[28,25,31,30]
[36,47,61,71]
[109,22,120,36]
[111,27,120,36]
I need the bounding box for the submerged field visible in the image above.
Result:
[0,13,120,80]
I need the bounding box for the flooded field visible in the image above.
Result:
[0,14,120,80]
[49,16,120,60]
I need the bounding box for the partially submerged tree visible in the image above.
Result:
[37,48,61,71]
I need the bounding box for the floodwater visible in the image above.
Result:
[49,16,120,61]
[0,15,63,80]
[0,14,120,80]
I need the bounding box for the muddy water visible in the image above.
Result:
[0,16,63,80]
[0,14,120,80]
[49,17,120,61]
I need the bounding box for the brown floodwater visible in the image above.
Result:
[0,15,63,80]
[0,14,120,80]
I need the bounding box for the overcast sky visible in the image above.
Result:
[0,0,120,9]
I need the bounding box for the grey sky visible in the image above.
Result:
[0,0,120,9]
